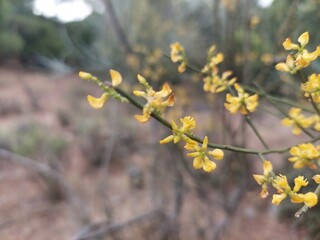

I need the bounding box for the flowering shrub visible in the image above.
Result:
[79,32,320,218]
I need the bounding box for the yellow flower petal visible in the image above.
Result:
[159,135,174,144]
[203,158,216,172]
[253,174,264,185]
[110,69,122,86]
[272,193,287,206]
[193,157,203,169]
[303,192,318,208]
[134,114,150,123]
[263,160,273,175]
[208,149,224,160]
[159,83,172,97]
[298,32,309,47]
[79,71,93,80]
[87,93,108,109]
[290,193,304,203]
[313,174,320,184]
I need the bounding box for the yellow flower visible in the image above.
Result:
[160,116,196,144]
[276,32,320,74]
[170,42,184,62]
[253,160,274,198]
[186,136,224,173]
[281,108,313,135]
[293,175,308,192]
[273,174,291,193]
[203,71,237,93]
[170,42,188,73]
[275,55,296,73]
[298,32,309,47]
[133,75,174,123]
[272,175,317,207]
[289,143,319,170]
[224,83,259,115]
[109,69,122,86]
[272,193,287,206]
[79,71,93,80]
[301,73,320,103]
[302,192,318,208]
[87,93,108,109]
[312,115,320,131]
[283,38,299,50]
[312,174,320,184]
[81,69,127,109]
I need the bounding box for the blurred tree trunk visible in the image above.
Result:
[212,0,221,43]
[103,0,132,54]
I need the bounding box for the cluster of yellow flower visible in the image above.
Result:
[254,161,319,208]
[171,43,259,115]
[252,31,320,209]
[301,73,320,103]
[170,42,188,73]
[224,83,259,115]
[289,143,320,170]
[79,70,127,109]
[133,74,174,123]
[281,107,315,135]
[79,31,320,211]
[201,45,236,93]
[276,32,320,74]
[160,117,223,172]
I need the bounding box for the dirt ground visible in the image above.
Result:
[0,65,312,240]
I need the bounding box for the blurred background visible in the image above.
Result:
[0,0,320,239]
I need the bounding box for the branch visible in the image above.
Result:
[111,85,320,156]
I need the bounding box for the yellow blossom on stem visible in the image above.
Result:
[201,45,236,94]
[109,69,122,86]
[203,71,237,93]
[224,83,259,115]
[289,143,320,170]
[312,174,320,184]
[312,115,320,131]
[79,71,93,80]
[281,108,313,135]
[170,42,188,73]
[275,55,296,74]
[253,160,274,198]
[276,32,320,74]
[133,74,174,123]
[301,73,320,103]
[80,69,127,109]
[272,175,318,207]
[160,116,196,144]
[186,136,223,173]
[87,93,108,109]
